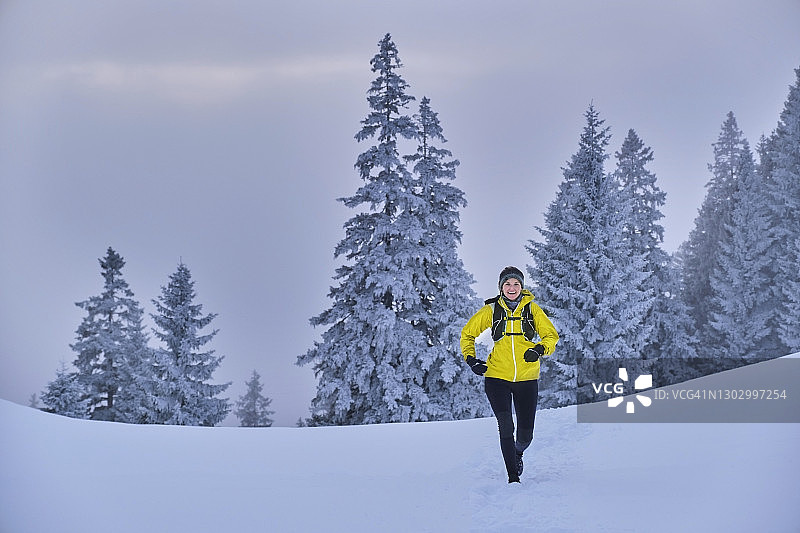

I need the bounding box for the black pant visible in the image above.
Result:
[484,377,538,480]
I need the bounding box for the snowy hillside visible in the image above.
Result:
[2,358,799,533]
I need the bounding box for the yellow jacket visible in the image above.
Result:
[461,290,558,382]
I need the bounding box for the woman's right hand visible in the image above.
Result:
[466,356,488,376]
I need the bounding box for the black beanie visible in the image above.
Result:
[498,266,524,291]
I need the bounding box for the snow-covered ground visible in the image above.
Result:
[2,358,799,533]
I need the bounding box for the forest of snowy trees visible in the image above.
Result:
[299,35,800,420]
[533,77,800,408]
[42,34,800,426]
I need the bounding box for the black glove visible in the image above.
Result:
[466,356,488,376]
[524,344,545,363]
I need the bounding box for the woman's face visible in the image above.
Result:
[502,278,522,300]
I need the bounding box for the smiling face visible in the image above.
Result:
[501,278,522,300]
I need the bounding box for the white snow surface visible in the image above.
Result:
[3,359,800,533]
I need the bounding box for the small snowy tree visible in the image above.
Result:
[527,106,651,408]
[113,310,158,425]
[41,362,90,419]
[71,248,151,422]
[235,370,275,427]
[149,263,230,426]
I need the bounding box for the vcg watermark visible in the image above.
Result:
[578,357,800,423]
[591,367,653,414]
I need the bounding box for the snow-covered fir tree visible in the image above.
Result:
[527,106,651,408]
[679,112,752,355]
[70,248,151,422]
[403,96,488,420]
[763,68,800,352]
[235,370,275,427]
[614,129,696,362]
[708,130,781,360]
[113,302,158,424]
[41,362,91,419]
[754,134,788,354]
[149,263,230,426]
[298,35,485,425]
[780,235,800,351]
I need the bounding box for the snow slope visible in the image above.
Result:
[2,359,799,533]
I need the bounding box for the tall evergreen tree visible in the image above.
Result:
[679,112,752,354]
[527,106,650,408]
[41,362,91,419]
[149,263,230,426]
[70,248,150,421]
[404,96,488,420]
[614,129,696,361]
[235,370,275,427]
[298,35,485,425]
[754,134,785,353]
[764,68,800,352]
[780,235,800,351]
[708,132,780,360]
[298,34,419,426]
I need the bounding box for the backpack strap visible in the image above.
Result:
[520,302,536,342]
[486,296,538,342]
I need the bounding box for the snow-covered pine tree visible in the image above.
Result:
[764,68,800,352]
[149,263,230,426]
[527,106,651,408]
[113,301,158,424]
[404,96,488,420]
[679,112,751,356]
[298,35,485,425]
[235,370,275,427]
[70,247,151,422]
[614,130,696,364]
[780,235,800,351]
[754,134,787,354]
[41,362,91,418]
[298,34,422,426]
[708,130,781,360]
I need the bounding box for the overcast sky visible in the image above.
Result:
[1,1,798,426]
